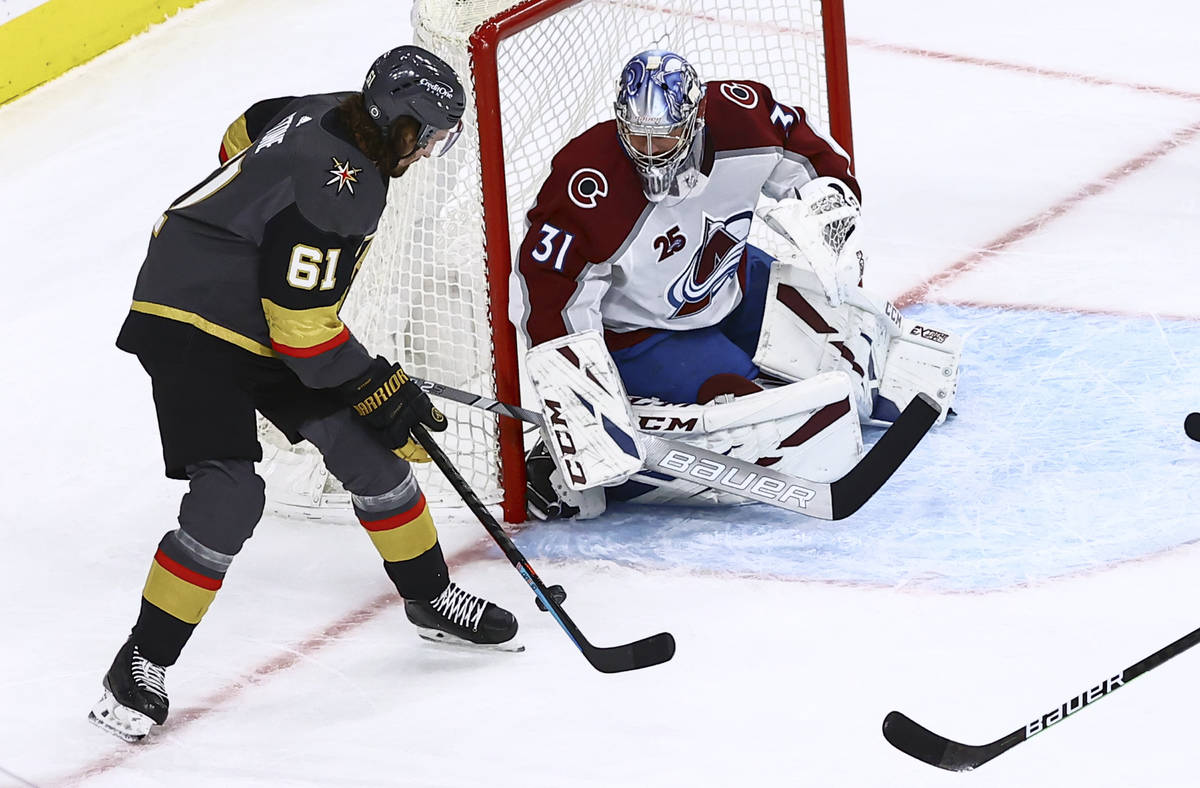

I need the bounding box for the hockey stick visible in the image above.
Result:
[882,623,1200,771]
[410,423,676,674]
[415,378,939,520]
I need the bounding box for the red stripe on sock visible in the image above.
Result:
[359,494,428,532]
[153,549,223,591]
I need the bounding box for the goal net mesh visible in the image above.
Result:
[258,0,843,514]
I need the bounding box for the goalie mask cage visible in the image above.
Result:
[257,0,853,523]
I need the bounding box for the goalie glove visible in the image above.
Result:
[759,176,866,308]
[338,356,447,462]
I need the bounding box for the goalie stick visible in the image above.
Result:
[882,623,1200,771]
[415,378,939,520]
[410,423,675,674]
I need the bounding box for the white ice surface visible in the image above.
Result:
[0,0,43,24]
[2,1,1200,786]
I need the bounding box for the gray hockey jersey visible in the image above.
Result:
[120,93,387,389]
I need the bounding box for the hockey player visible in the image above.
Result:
[514,49,961,519]
[90,46,519,744]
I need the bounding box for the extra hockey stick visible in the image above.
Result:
[410,423,676,674]
[415,378,939,520]
[882,623,1200,771]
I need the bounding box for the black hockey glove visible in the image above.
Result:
[339,356,446,462]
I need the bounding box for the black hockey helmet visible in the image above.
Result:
[363,46,465,156]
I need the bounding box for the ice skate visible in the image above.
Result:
[88,638,169,742]
[525,440,577,521]
[405,582,522,652]
[524,439,605,521]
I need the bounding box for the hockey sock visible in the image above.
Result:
[353,486,448,602]
[132,529,232,666]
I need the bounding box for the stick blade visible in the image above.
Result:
[883,711,958,770]
[882,711,992,772]
[584,632,676,674]
[830,393,940,519]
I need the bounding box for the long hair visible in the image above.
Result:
[338,93,421,172]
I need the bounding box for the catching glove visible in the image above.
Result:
[339,356,446,462]
[759,176,865,307]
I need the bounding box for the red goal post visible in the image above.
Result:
[257,0,853,524]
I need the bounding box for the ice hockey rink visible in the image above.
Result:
[2,0,1199,785]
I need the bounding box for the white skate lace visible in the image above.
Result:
[131,646,167,699]
[432,583,487,632]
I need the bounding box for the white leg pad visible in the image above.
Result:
[753,263,890,421]
[754,262,960,426]
[623,373,863,505]
[873,320,962,426]
[754,264,831,381]
[525,330,645,490]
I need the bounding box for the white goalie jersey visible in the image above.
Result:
[511,79,858,353]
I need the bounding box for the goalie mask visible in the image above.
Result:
[363,46,465,157]
[614,50,706,202]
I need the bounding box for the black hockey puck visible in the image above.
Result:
[535,584,567,612]
[1186,412,1200,442]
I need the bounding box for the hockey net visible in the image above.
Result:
[258,0,852,522]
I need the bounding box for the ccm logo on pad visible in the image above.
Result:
[544,399,587,486]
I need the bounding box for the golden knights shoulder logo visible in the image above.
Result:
[325,157,362,195]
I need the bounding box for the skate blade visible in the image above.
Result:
[88,691,155,742]
[414,627,525,653]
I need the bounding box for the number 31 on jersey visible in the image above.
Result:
[531,223,576,271]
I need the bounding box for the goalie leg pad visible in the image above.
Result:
[619,372,863,505]
[753,262,960,426]
[873,321,962,426]
[753,263,889,421]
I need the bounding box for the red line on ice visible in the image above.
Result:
[851,37,1200,102]
[927,297,1199,323]
[52,538,504,787]
[51,35,1200,788]
[894,119,1200,309]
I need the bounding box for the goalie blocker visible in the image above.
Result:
[524,330,646,493]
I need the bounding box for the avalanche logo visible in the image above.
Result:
[567,168,609,209]
[720,82,759,109]
[666,211,752,319]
